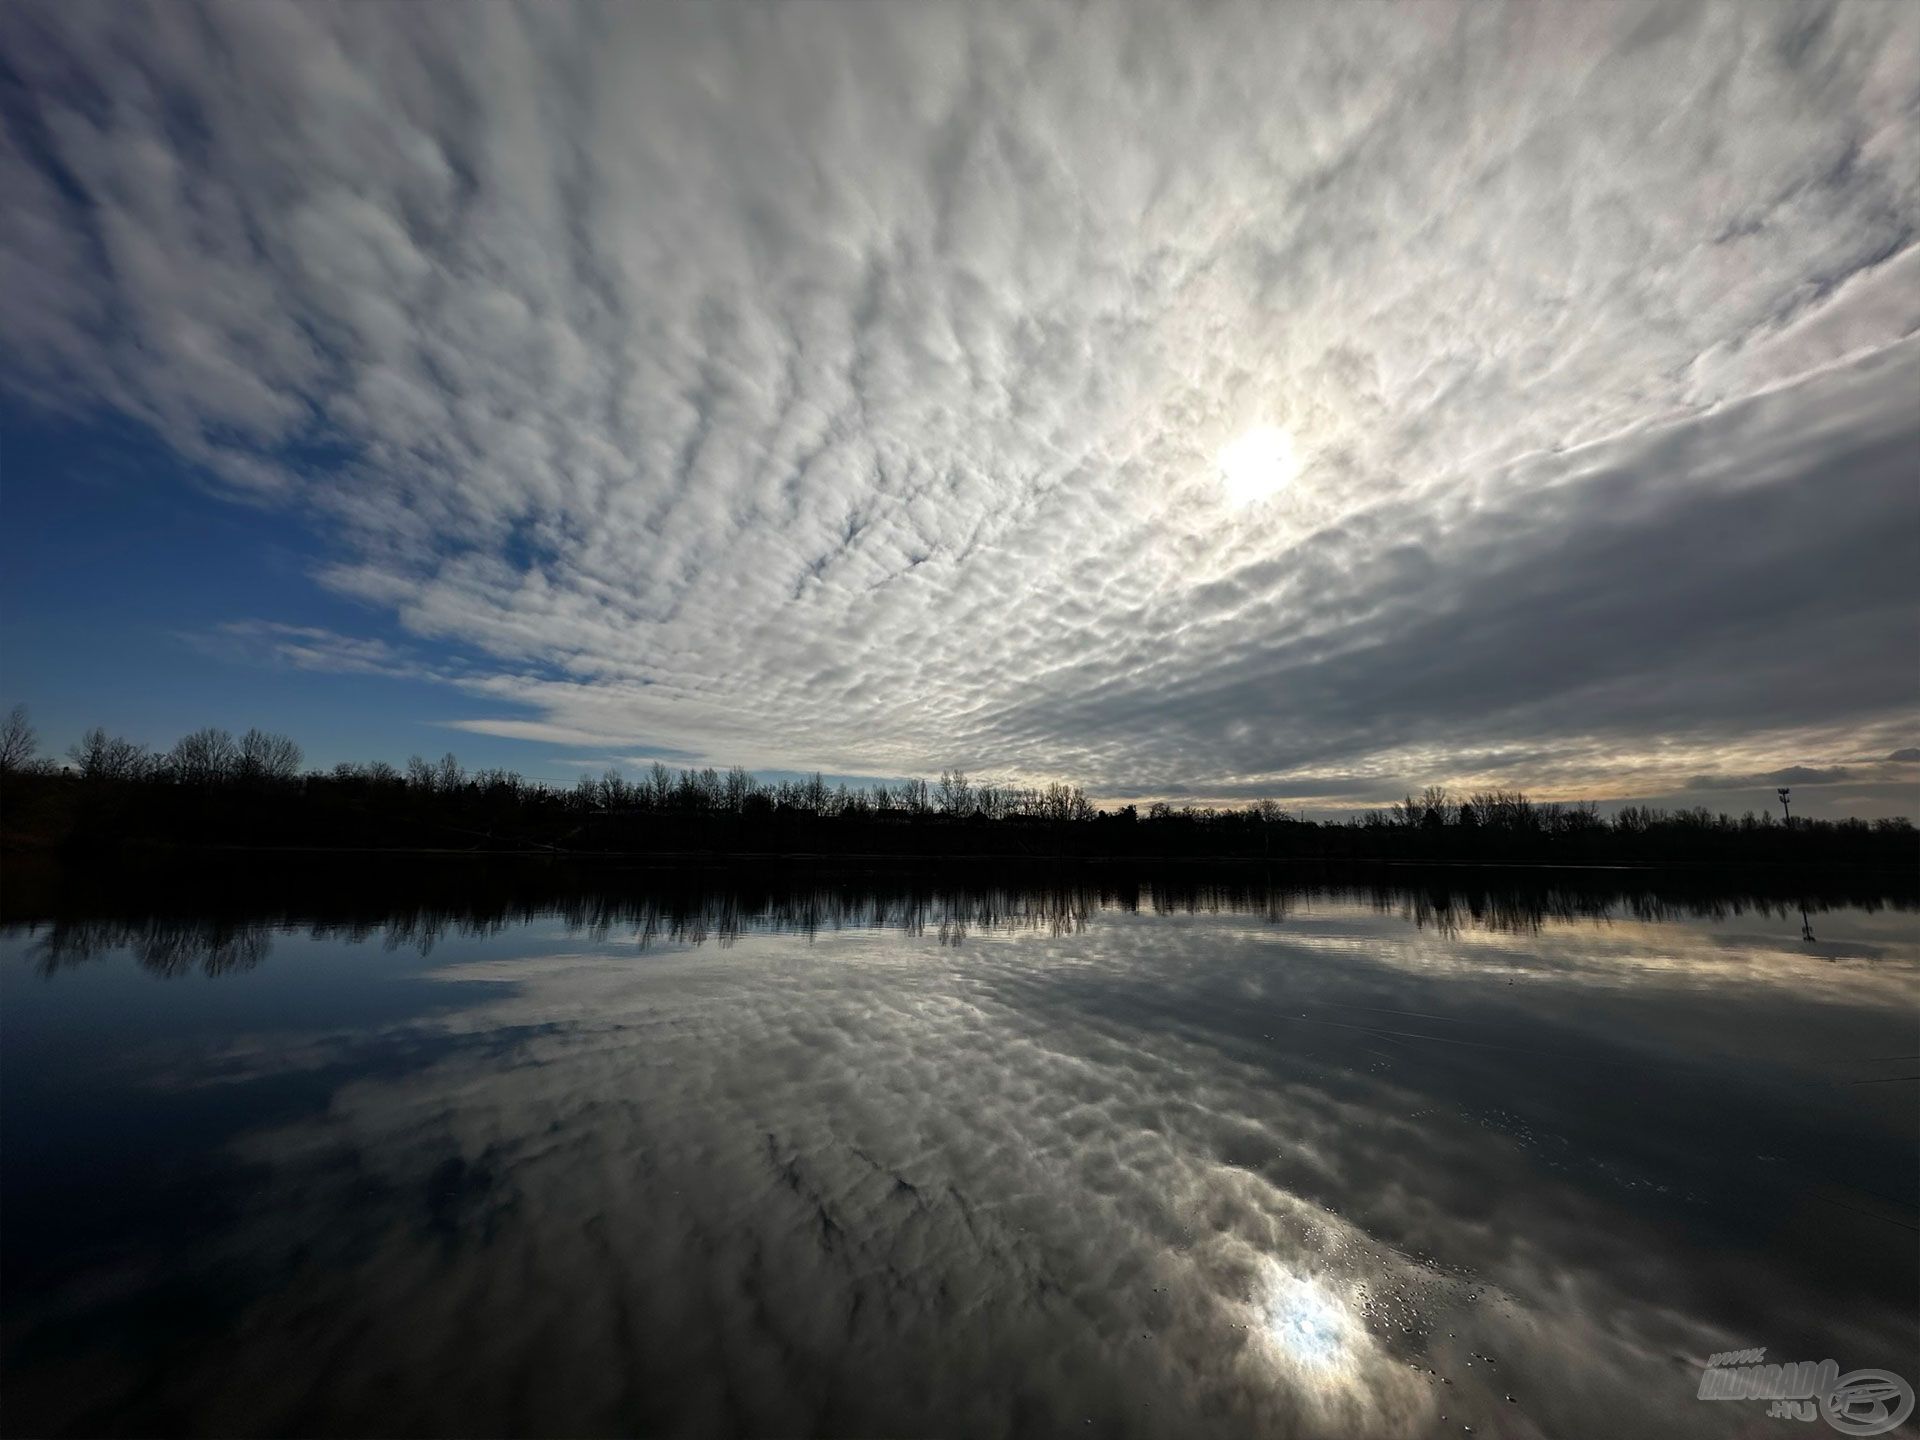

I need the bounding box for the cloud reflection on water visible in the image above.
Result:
[1,874,1913,1437]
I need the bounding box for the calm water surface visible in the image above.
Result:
[2,868,1915,1438]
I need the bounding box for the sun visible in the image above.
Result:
[1217,424,1299,506]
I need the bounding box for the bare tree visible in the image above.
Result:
[802,771,831,813]
[236,729,303,784]
[691,767,723,811]
[599,768,634,807]
[1563,800,1602,832]
[0,704,37,775]
[67,727,149,781]
[170,727,239,786]
[936,768,973,816]
[647,762,675,811]
[476,767,521,798]
[723,765,754,812]
[1467,790,1534,830]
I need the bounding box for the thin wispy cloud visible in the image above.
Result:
[2,2,1915,805]
[186,621,441,682]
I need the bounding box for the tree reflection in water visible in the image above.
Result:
[9,857,1908,978]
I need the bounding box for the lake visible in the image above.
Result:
[2,863,1915,1438]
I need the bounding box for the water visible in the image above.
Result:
[2,863,1915,1438]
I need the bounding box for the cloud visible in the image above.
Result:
[1671,749,1920,817]
[1685,765,1856,791]
[1887,747,1920,763]
[188,620,444,681]
[3,2,1917,803]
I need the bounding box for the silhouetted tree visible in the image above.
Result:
[67,727,149,782]
[0,704,37,775]
[238,729,303,784]
[937,769,974,816]
[647,762,674,811]
[169,728,240,786]
[801,771,830,814]
[724,765,753,813]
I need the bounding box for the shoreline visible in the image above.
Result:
[6,838,1915,877]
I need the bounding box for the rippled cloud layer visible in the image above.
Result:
[3,3,1916,804]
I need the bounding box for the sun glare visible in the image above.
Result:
[1218,424,1299,506]
[1258,1262,1362,1383]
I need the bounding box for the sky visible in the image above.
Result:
[1,1,1916,816]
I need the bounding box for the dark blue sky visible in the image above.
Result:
[0,401,570,777]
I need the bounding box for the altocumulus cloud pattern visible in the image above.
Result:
[2,3,1916,805]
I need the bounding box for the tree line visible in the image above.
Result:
[0,705,1912,866]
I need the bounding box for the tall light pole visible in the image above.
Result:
[1777,787,1791,824]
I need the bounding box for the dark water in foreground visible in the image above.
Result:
[2,866,1915,1439]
